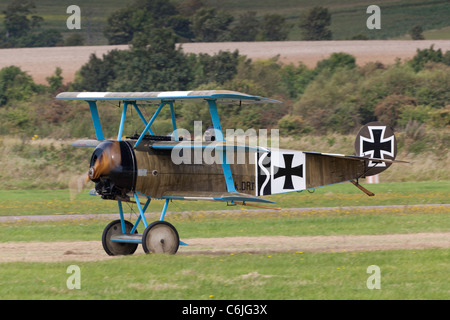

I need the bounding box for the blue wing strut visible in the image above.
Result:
[207,99,237,193]
[87,100,105,141]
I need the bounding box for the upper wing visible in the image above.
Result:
[56,90,282,105]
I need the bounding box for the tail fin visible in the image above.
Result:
[354,122,397,176]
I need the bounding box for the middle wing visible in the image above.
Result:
[150,141,270,153]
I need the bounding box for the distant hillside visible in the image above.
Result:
[0,0,449,45]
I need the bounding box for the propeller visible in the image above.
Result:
[68,173,90,201]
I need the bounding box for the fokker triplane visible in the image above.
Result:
[56,90,405,255]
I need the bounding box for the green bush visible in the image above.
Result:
[413,63,450,108]
[374,94,417,128]
[293,67,362,133]
[428,106,450,128]
[408,45,449,72]
[397,105,432,128]
[277,114,312,136]
[315,52,356,73]
[279,63,316,99]
[0,66,41,106]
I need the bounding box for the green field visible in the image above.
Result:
[1,249,448,300]
[0,181,448,217]
[0,199,448,243]
[0,204,449,299]
[0,181,448,300]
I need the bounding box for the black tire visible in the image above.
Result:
[102,219,138,256]
[142,221,179,254]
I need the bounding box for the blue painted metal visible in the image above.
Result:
[117,101,128,141]
[134,190,152,198]
[132,102,155,136]
[134,193,148,228]
[207,100,237,193]
[179,240,189,246]
[213,195,274,203]
[130,197,151,234]
[162,194,274,203]
[207,100,224,141]
[131,215,142,234]
[111,238,142,244]
[118,200,126,234]
[87,100,105,141]
[160,199,169,221]
[134,102,166,148]
[142,198,151,212]
[169,101,178,141]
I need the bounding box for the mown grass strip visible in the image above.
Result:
[0,249,448,300]
[0,181,448,216]
[0,205,448,242]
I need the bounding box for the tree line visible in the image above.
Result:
[0,0,336,48]
[102,0,333,44]
[0,0,63,48]
[104,0,333,43]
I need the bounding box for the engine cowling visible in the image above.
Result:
[89,141,136,199]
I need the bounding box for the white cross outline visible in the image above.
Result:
[359,126,394,167]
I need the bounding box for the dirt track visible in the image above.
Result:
[1,40,449,84]
[1,232,449,263]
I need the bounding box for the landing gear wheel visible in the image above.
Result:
[102,219,138,256]
[142,221,179,254]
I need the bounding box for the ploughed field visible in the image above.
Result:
[1,40,449,84]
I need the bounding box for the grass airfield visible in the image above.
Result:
[1,248,448,300]
[0,181,448,300]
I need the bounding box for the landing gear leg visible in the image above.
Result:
[101,196,185,255]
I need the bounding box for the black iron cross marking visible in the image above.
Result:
[273,154,303,190]
[362,128,392,159]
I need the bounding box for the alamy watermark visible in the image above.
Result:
[66,5,81,30]
[366,265,381,289]
[66,265,81,290]
[169,121,279,165]
[366,5,381,30]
